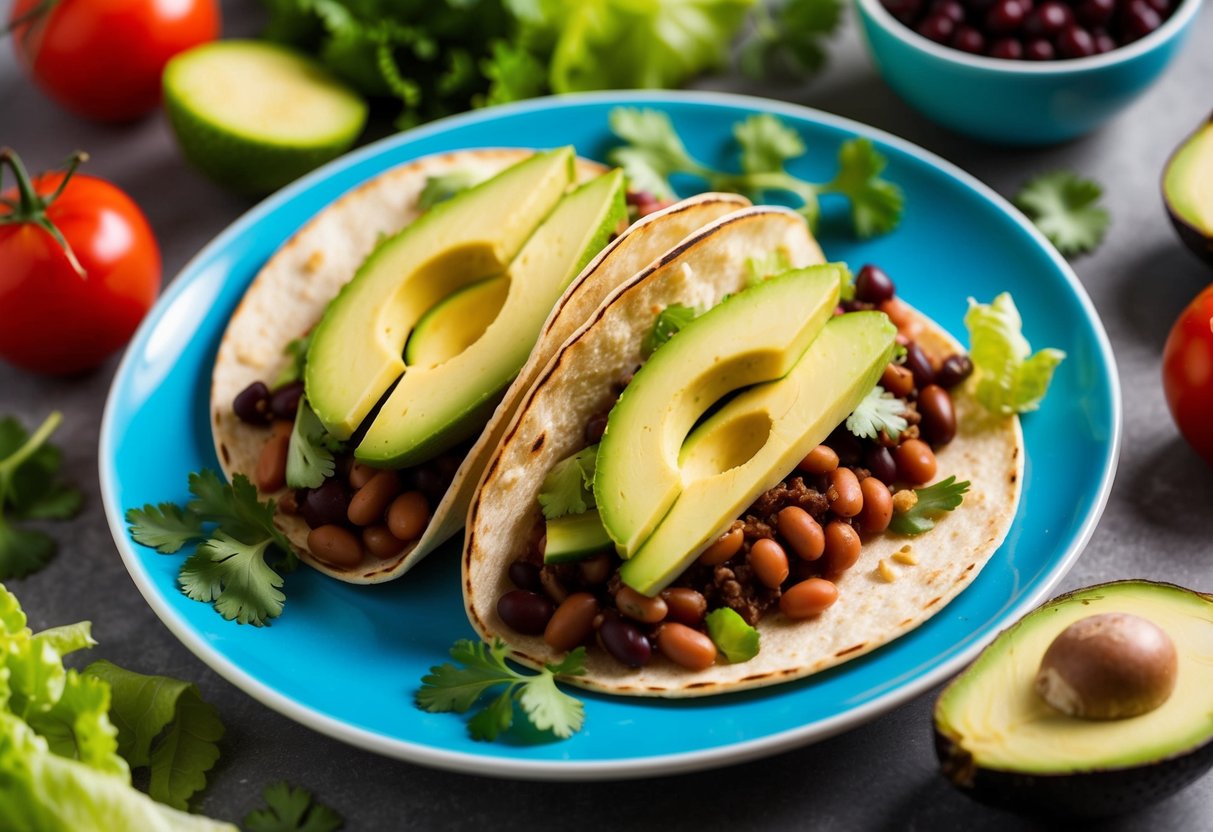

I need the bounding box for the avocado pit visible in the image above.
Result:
[1035,612,1178,720]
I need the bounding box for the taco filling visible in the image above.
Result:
[490,262,976,670]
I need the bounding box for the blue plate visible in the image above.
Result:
[100,91,1120,780]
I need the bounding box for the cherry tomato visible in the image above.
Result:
[8,0,220,122]
[0,150,161,375]
[1162,283,1213,468]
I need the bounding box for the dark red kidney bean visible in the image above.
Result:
[880,363,915,398]
[951,25,986,52]
[931,0,966,22]
[307,525,363,568]
[1144,0,1170,12]
[894,439,938,484]
[1024,0,1072,36]
[902,342,935,388]
[1093,28,1116,52]
[585,412,609,444]
[509,560,542,591]
[362,525,406,560]
[412,466,447,503]
[497,590,554,635]
[1057,25,1095,57]
[826,427,864,466]
[598,615,651,667]
[579,552,613,585]
[917,13,956,41]
[986,0,1027,32]
[301,478,351,528]
[865,445,899,485]
[269,381,305,420]
[255,435,289,492]
[988,37,1024,58]
[233,381,272,424]
[545,593,599,652]
[855,265,896,305]
[918,384,957,446]
[661,588,708,626]
[1025,37,1055,59]
[1075,0,1114,26]
[1122,1,1161,40]
[935,354,973,388]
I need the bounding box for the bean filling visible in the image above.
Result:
[495,262,974,671]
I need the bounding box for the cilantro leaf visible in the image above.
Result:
[417,639,586,742]
[418,169,487,211]
[739,0,844,80]
[0,412,81,579]
[83,660,224,811]
[478,39,547,107]
[965,293,1066,415]
[889,476,970,535]
[705,608,759,663]
[125,503,205,554]
[286,400,338,490]
[643,304,701,357]
[188,471,294,559]
[845,385,908,441]
[608,107,903,237]
[244,781,343,832]
[537,445,599,520]
[180,534,285,627]
[1014,171,1109,257]
[273,334,312,388]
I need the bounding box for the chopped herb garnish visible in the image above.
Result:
[244,781,343,832]
[705,607,760,663]
[537,445,599,520]
[965,293,1066,415]
[889,476,970,536]
[273,334,312,388]
[0,411,82,579]
[609,107,904,237]
[417,639,586,742]
[642,304,701,357]
[126,471,297,626]
[845,384,908,441]
[1014,171,1109,257]
[286,399,341,490]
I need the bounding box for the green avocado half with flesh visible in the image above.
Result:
[935,580,1213,818]
[1163,114,1213,266]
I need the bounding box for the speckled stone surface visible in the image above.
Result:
[2,2,1212,829]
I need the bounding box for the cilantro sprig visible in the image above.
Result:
[417,639,586,742]
[740,0,844,81]
[244,781,343,832]
[273,334,312,388]
[126,471,297,626]
[845,385,908,441]
[1014,171,1109,257]
[889,476,970,535]
[286,400,342,490]
[537,445,598,520]
[0,412,82,579]
[608,107,904,237]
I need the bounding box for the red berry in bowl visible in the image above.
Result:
[1024,1,1074,36]
[1025,37,1056,58]
[931,0,968,22]
[1122,0,1163,41]
[918,13,958,41]
[1093,28,1117,51]
[883,0,926,22]
[986,0,1028,33]
[951,24,988,51]
[988,36,1025,57]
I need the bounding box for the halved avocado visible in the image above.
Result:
[1163,114,1213,266]
[935,580,1213,818]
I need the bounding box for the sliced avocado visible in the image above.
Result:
[935,580,1213,818]
[619,311,895,596]
[595,266,844,559]
[356,169,627,466]
[1163,115,1213,265]
[404,277,509,369]
[543,510,612,564]
[306,147,575,440]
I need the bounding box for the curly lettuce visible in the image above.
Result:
[965,293,1065,415]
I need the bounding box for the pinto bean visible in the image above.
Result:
[857,477,894,534]
[544,593,599,651]
[824,521,861,573]
[827,467,863,517]
[616,586,668,624]
[661,588,707,626]
[780,578,839,619]
[777,506,825,561]
[307,525,363,568]
[798,444,839,475]
[656,623,717,670]
[348,462,377,489]
[894,439,937,484]
[749,539,790,589]
[347,470,401,526]
[255,433,290,492]
[699,526,743,566]
[387,491,430,541]
[880,363,915,398]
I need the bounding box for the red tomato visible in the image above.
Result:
[1162,283,1213,468]
[0,151,161,375]
[8,0,220,122]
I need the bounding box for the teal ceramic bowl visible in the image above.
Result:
[855,0,1204,144]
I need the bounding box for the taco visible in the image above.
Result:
[211,146,754,583]
[463,208,1023,696]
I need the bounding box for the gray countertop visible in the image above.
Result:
[3,2,1213,829]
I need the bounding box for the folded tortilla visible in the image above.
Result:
[463,208,1023,697]
[211,147,751,583]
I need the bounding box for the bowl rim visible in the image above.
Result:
[855,0,1204,75]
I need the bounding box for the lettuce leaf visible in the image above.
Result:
[965,293,1066,415]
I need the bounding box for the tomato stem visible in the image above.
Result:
[0,147,88,279]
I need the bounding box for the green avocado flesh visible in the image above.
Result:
[618,309,896,596]
[306,147,575,441]
[1164,122,1213,235]
[935,581,1213,775]
[356,168,626,465]
[595,266,845,559]
[543,510,612,564]
[404,277,509,369]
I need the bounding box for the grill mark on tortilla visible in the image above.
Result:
[531,433,545,453]
[925,595,943,608]
[220,443,230,465]
[899,618,913,628]
[834,643,866,658]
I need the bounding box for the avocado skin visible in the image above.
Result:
[935,723,1213,818]
[1162,110,1213,267]
[933,580,1213,818]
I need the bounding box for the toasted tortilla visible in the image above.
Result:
[211,147,751,583]
[463,211,1023,697]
